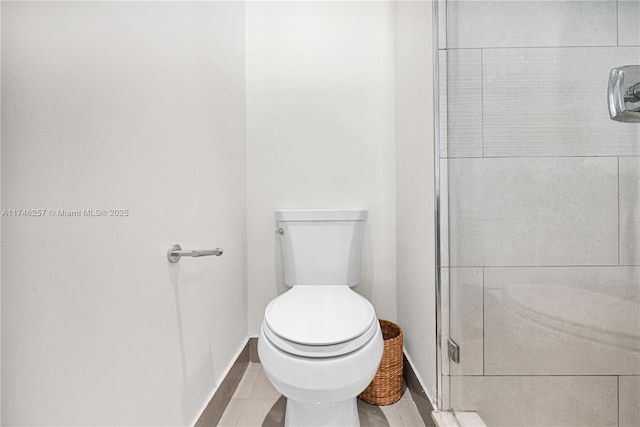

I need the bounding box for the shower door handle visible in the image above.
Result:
[608,65,640,122]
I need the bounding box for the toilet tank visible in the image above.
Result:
[276,209,367,287]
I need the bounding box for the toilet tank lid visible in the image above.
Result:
[275,209,368,221]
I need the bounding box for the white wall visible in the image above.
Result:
[2,2,439,424]
[395,0,437,402]
[1,2,246,425]
[245,1,397,335]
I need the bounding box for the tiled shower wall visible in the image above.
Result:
[440,1,640,426]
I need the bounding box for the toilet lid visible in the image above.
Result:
[264,286,377,346]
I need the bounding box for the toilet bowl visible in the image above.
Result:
[259,286,383,426]
[258,209,384,426]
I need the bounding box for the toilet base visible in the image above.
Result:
[285,397,359,427]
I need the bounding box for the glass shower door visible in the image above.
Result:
[439,1,640,425]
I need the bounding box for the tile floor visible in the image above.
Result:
[218,362,427,427]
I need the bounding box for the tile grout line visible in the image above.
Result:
[441,155,640,160]
[617,375,620,427]
[482,267,486,377]
[444,44,636,51]
[448,374,625,377]
[450,264,640,269]
[618,156,620,266]
[449,265,639,269]
[616,0,619,47]
[481,49,484,159]
[444,49,449,160]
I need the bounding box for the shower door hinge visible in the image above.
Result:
[448,339,460,364]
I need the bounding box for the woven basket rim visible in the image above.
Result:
[378,319,402,341]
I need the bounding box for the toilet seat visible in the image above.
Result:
[262,315,379,358]
[264,286,378,358]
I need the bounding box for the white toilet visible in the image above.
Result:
[258,209,384,427]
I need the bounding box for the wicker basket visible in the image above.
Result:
[358,319,403,405]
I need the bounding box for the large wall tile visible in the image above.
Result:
[449,268,483,376]
[621,157,640,265]
[483,47,640,157]
[448,157,618,266]
[620,376,640,427]
[450,376,618,427]
[484,267,640,375]
[446,1,617,49]
[440,50,482,158]
[619,1,640,46]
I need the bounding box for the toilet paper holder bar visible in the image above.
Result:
[167,243,223,263]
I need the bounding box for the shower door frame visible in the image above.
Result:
[432,0,446,412]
